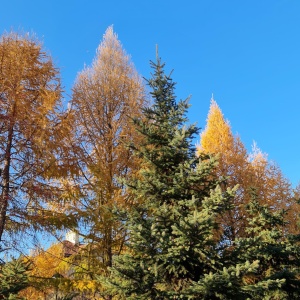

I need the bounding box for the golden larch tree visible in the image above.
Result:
[198,99,251,239]
[199,99,235,156]
[66,26,145,293]
[0,32,71,245]
[199,99,294,239]
[249,143,294,232]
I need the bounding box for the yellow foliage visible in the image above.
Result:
[66,25,146,279]
[72,279,97,292]
[249,143,294,231]
[0,31,77,244]
[32,244,64,276]
[199,99,234,155]
[20,243,67,299]
[198,98,294,238]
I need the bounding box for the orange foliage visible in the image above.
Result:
[61,26,146,283]
[0,31,76,245]
[20,244,65,299]
[198,98,295,238]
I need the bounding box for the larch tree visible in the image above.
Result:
[20,243,80,300]
[290,184,300,234]
[198,99,250,184]
[249,144,295,232]
[198,99,252,240]
[67,26,145,290]
[198,99,294,239]
[0,32,72,246]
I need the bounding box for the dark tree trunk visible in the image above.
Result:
[0,126,13,242]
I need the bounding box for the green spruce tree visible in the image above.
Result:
[186,190,300,300]
[99,54,300,300]
[227,190,300,299]
[0,257,31,299]
[102,54,235,299]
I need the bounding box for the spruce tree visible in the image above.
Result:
[0,257,31,299]
[100,54,300,300]
[185,190,300,300]
[227,191,300,299]
[102,55,234,299]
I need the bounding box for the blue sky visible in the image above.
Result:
[1,0,300,186]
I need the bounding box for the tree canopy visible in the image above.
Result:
[0,32,75,247]
[0,28,299,300]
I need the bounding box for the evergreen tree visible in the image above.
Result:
[0,257,31,299]
[102,55,234,299]
[186,189,300,299]
[229,191,300,299]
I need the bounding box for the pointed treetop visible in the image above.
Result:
[95,25,126,63]
[199,99,234,154]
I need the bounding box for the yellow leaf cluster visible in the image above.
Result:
[199,99,234,155]
[198,98,295,237]
[72,279,97,292]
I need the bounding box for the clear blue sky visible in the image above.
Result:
[1,0,300,186]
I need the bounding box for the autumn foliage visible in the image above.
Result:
[0,28,299,299]
[198,98,296,240]
[0,32,75,246]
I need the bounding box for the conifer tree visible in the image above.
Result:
[249,144,295,232]
[198,99,252,241]
[0,31,75,249]
[101,55,300,299]
[240,199,300,299]
[103,55,235,299]
[0,257,31,299]
[180,191,300,300]
[64,26,145,297]
[198,100,295,240]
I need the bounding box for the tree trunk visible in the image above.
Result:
[0,125,13,242]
